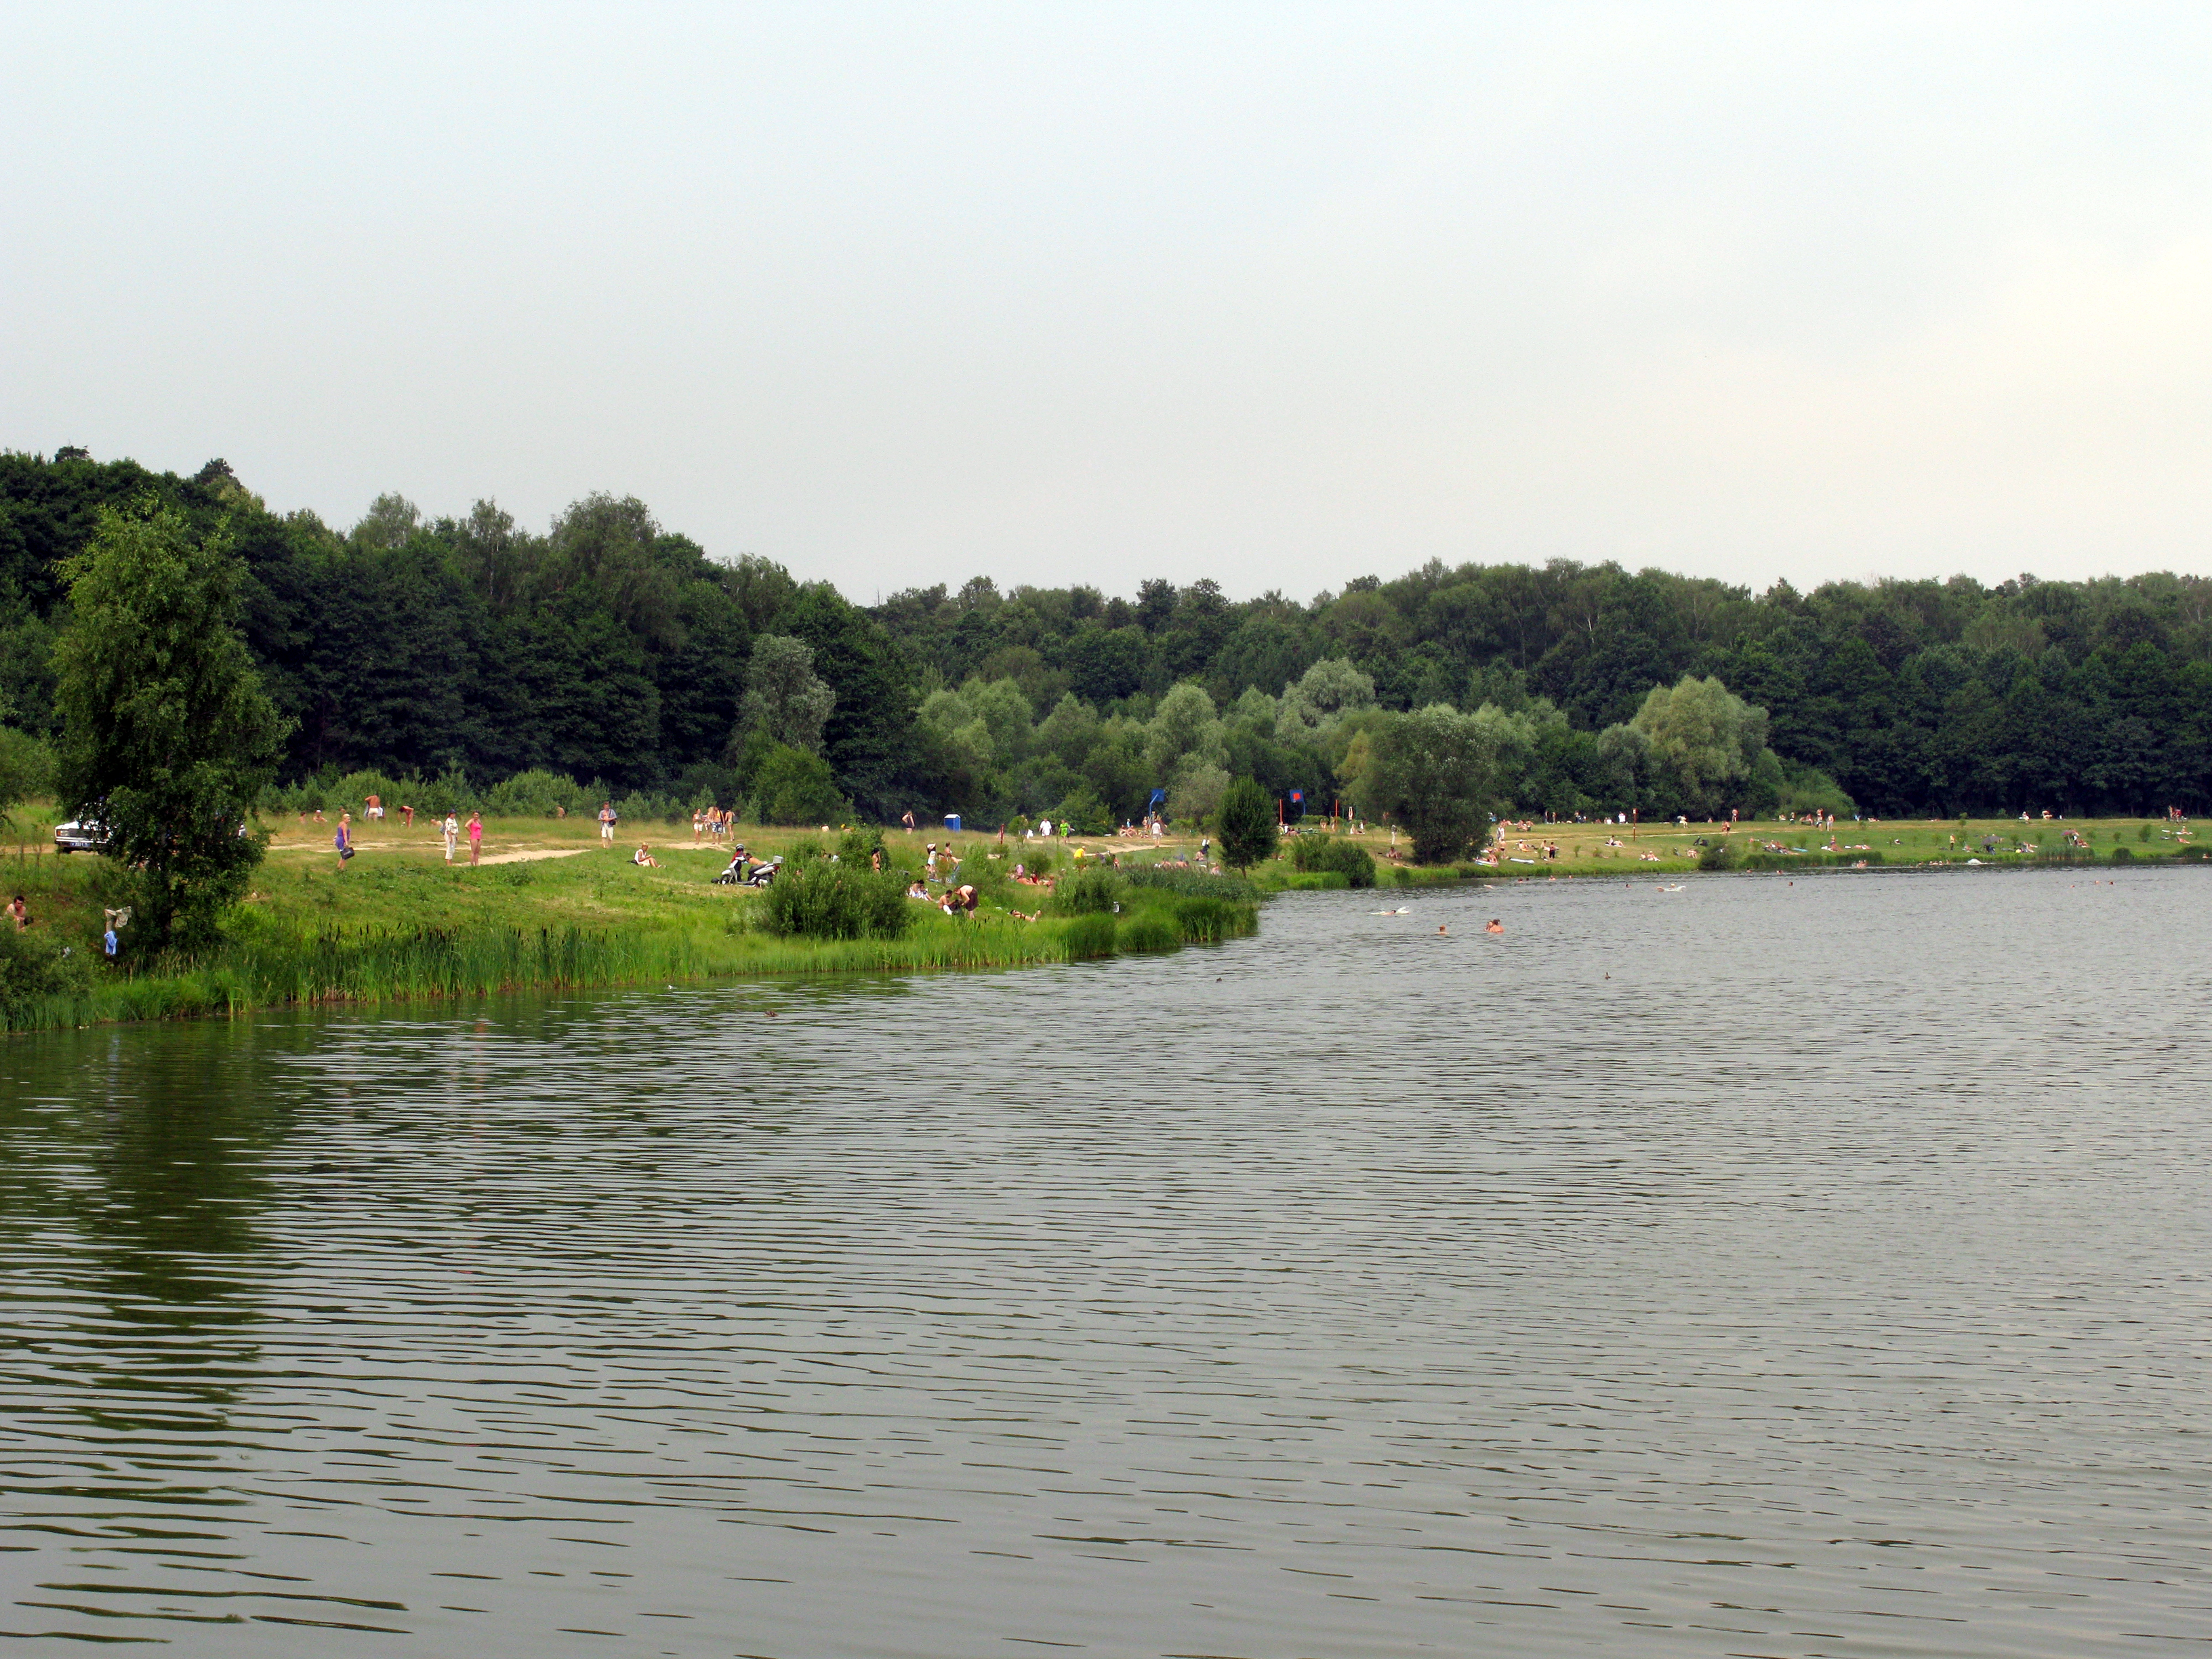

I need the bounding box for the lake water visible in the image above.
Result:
[3,868,2209,1657]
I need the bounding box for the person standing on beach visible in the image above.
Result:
[442,812,459,863]
[335,812,354,869]
[467,812,484,866]
[599,801,617,844]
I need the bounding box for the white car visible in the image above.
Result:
[53,819,110,855]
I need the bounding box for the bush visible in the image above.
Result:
[0,925,91,1010]
[1393,866,1413,887]
[1051,785,1113,838]
[758,861,912,940]
[334,769,409,814]
[1061,912,1118,960]
[1290,835,1376,887]
[2110,844,2135,863]
[2176,844,2211,862]
[485,769,586,817]
[752,744,849,825]
[838,825,887,867]
[1697,838,1741,872]
[1048,867,1126,915]
[427,765,480,813]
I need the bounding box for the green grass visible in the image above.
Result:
[0,817,1260,1032]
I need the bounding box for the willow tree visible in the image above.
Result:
[1361,705,1499,864]
[53,499,289,951]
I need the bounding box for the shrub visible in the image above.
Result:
[1049,867,1126,915]
[753,744,849,825]
[758,861,912,940]
[2176,844,2211,862]
[1051,785,1113,838]
[1061,912,1118,960]
[838,825,887,867]
[1697,838,1741,872]
[1393,866,1413,887]
[2110,845,2134,863]
[0,926,90,1010]
[615,791,663,830]
[335,769,409,813]
[1290,835,1376,887]
[485,769,586,817]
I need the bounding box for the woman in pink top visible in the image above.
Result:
[466,813,483,865]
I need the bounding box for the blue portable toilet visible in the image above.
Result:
[944,815,962,832]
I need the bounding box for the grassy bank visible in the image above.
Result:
[0,811,1257,1033]
[1266,814,2202,882]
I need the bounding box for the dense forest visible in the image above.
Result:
[5,449,2210,826]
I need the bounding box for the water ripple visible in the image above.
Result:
[3,869,2209,1655]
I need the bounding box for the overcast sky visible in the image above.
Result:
[6,3,2209,600]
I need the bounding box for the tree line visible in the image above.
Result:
[5,449,2210,831]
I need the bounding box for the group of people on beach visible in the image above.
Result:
[325,804,484,869]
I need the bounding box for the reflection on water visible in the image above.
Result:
[3,869,2209,1656]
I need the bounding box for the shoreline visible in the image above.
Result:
[0,815,1260,1036]
[3,806,2194,1033]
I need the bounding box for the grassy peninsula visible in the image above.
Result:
[0,810,1257,1033]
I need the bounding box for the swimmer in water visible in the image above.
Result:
[1484,918,1503,933]
[1437,924,1448,935]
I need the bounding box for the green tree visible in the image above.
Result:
[733,634,836,755]
[773,583,915,817]
[752,743,850,825]
[1626,674,1771,819]
[1215,775,1279,870]
[52,500,289,949]
[1362,705,1498,863]
[0,691,52,825]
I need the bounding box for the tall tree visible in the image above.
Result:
[732,635,836,755]
[52,500,289,950]
[1361,705,1498,863]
